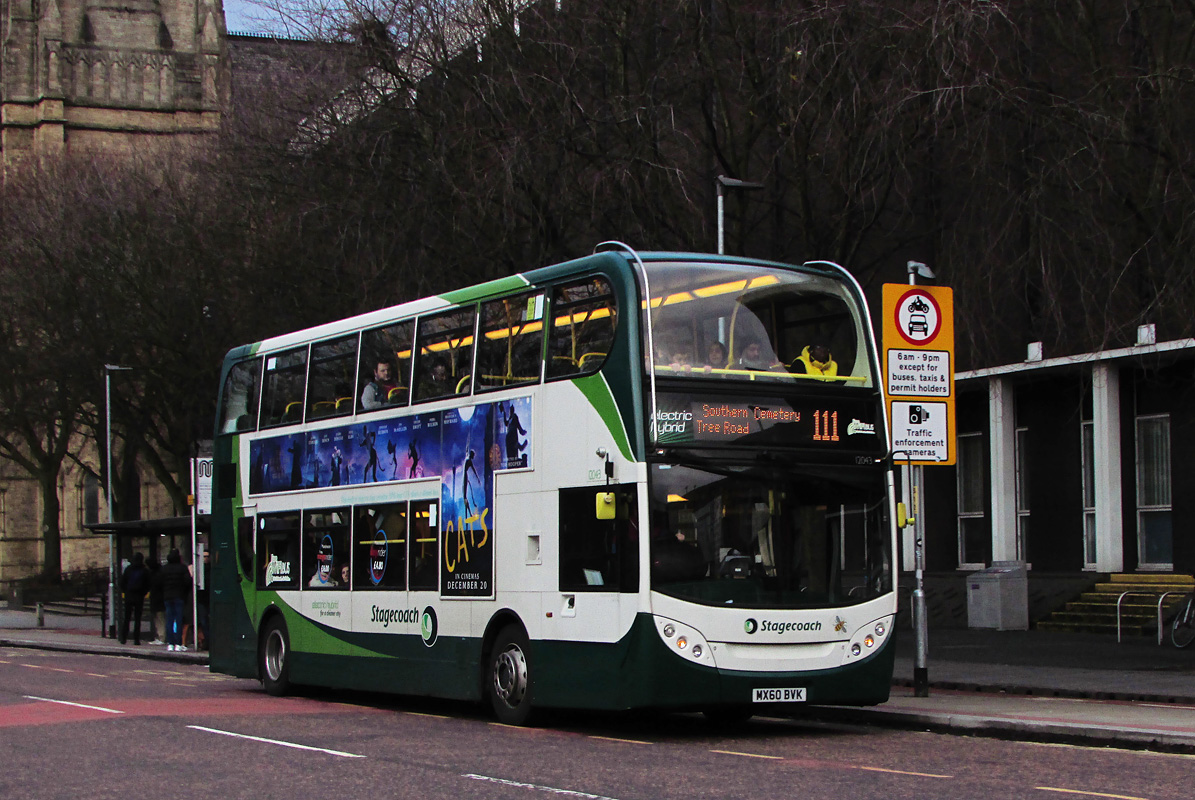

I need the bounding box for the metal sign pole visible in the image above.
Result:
[907,266,930,698]
[191,458,199,652]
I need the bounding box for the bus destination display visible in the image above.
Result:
[654,392,879,450]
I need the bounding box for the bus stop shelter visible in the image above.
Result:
[86,515,210,641]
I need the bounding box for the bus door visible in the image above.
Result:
[555,484,640,641]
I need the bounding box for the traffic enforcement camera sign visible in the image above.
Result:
[882,284,955,466]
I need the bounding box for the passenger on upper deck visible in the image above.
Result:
[417,358,452,399]
[702,341,728,374]
[362,358,398,410]
[792,345,838,380]
[669,348,695,373]
[736,339,781,372]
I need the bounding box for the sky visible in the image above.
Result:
[224,0,284,35]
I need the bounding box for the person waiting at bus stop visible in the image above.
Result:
[160,549,192,652]
[361,358,398,410]
[119,552,150,645]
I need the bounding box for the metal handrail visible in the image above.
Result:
[1116,591,1154,642]
[1156,591,1185,645]
[1116,590,1187,643]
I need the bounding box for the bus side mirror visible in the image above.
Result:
[596,492,616,520]
[897,502,914,528]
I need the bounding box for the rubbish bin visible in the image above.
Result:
[966,561,1028,630]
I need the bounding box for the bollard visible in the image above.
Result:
[36,601,45,627]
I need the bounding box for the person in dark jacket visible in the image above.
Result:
[119,552,150,645]
[160,549,193,652]
[147,558,164,644]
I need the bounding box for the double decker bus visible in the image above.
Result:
[209,244,896,724]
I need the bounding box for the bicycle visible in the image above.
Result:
[1171,591,1195,648]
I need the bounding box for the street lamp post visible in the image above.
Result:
[104,363,132,639]
[716,175,764,255]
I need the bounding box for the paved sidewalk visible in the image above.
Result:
[823,627,1195,752]
[4,605,1195,750]
[0,606,207,665]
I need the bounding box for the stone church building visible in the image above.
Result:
[1,0,227,173]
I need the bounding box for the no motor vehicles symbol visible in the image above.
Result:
[894,289,943,345]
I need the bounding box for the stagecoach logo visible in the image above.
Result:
[368,530,388,586]
[264,554,292,587]
[847,419,876,436]
[745,618,823,635]
[834,616,847,633]
[421,606,438,647]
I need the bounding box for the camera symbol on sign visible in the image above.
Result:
[908,405,930,425]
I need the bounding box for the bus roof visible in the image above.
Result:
[225,249,849,361]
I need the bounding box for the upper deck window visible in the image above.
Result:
[643,262,873,388]
[261,348,309,428]
[546,276,617,379]
[361,321,414,410]
[218,358,262,434]
[476,292,545,391]
[413,308,476,402]
[308,335,358,421]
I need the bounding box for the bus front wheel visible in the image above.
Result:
[488,626,535,725]
[260,617,291,696]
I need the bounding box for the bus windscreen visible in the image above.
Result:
[643,261,874,388]
[648,461,891,609]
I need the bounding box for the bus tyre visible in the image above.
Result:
[260,617,291,697]
[488,626,535,726]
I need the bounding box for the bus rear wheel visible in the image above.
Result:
[488,626,535,725]
[260,617,291,696]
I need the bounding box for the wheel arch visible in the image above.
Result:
[255,603,287,681]
[479,609,527,696]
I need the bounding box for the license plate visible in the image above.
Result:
[752,687,806,703]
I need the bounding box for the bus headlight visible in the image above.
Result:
[842,615,893,664]
[653,616,715,666]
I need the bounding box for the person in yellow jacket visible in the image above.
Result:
[794,345,838,380]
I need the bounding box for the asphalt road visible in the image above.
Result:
[2,647,1192,800]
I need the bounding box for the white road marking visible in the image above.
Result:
[1035,787,1150,800]
[710,749,784,760]
[463,773,621,800]
[23,695,123,714]
[187,725,365,758]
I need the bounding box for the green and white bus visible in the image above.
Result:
[208,244,896,724]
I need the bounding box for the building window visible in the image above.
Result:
[1080,420,1097,568]
[1015,426,1030,563]
[82,474,100,526]
[1136,414,1172,568]
[957,432,988,566]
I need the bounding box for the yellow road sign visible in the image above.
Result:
[882,284,955,466]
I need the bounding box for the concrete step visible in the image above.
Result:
[1035,620,1156,636]
[23,597,105,617]
[1108,573,1195,585]
[1047,612,1160,628]
[1036,575,1193,636]
[1065,601,1182,615]
[1072,593,1187,607]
